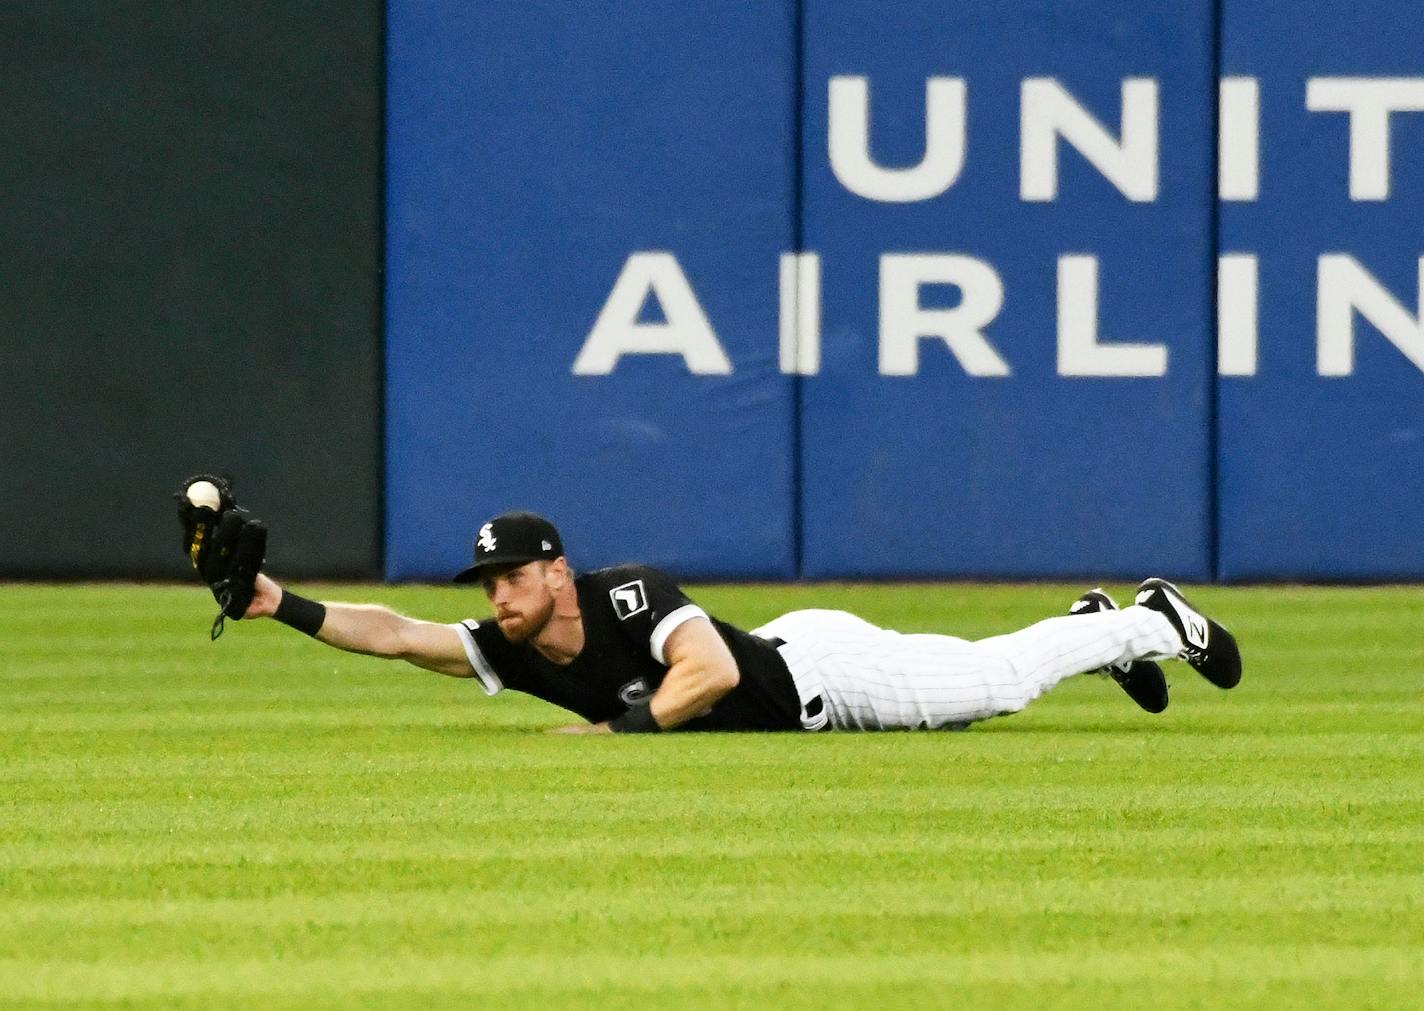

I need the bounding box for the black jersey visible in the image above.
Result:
[451,565,801,731]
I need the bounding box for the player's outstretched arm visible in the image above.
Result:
[245,573,475,678]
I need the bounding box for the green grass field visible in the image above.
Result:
[2,582,1421,1008]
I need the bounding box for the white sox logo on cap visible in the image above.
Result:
[610,580,648,620]
[453,511,563,584]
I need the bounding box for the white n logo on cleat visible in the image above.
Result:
[1183,612,1209,649]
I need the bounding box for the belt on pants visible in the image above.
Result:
[762,635,827,731]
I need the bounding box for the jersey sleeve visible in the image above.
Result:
[448,619,515,696]
[600,565,709,664]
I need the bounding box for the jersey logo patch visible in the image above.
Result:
[610,580,648,620]
[618,678,651,705]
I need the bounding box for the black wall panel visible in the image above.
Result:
[0,2,382,578]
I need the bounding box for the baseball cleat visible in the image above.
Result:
[1069,589,1169,714]
[1134,578,1242,689]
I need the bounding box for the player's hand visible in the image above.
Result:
[244,573,283,620]
[175,474,268,637]
[547,722,613,735]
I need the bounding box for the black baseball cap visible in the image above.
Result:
[452,511,565,583]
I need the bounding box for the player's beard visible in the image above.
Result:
[496,595,556,644]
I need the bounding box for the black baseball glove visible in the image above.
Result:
[175,473,268,639]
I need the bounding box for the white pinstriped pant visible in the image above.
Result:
[751,607,1181,731]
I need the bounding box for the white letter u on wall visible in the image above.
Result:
[828,76,966,202]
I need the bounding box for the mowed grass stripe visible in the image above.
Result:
[5,776,1421,852]
[2,922,1420,983]
[1,947,1421,1003]
[7,850,1421,906]
[4,775,1420,818]
[3,714,1409,755]
[4,821,1423,870]
[2,874,1420,927]
[2,728,1417,775]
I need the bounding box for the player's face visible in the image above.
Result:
[481,561,557,642]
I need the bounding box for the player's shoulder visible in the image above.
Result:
[577,562,678,593]
[578,563,691,624]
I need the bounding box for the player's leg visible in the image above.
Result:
[1068,588,1169,713]
[970,579,1243,707]
[757,605,1182,731]
[968,605,1181,714]
[754,607,1145,730]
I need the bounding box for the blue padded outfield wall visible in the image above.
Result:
[386,0,1424,582]
[1217,0,1424,581]
[799,2,1214,579]
[385,2,798,580]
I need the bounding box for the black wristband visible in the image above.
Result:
[609,703,662,734]
[273,590,326,637]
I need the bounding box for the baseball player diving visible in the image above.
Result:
[177,476,1242,734]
